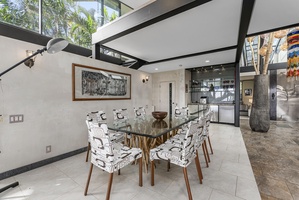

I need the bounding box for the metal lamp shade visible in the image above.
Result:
[47,38,69,54]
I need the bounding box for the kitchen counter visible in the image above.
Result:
[188,103,235,124]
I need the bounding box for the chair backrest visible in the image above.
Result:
[113,108,129,121]
[175,106,189,117]
[87,122,115,170]
[134,107,146,118]
[87,111,107,123]
[180,121,199,161]
[194,117,206,148]
[203,111,213,136]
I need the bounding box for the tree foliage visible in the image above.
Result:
[0,0,120,49]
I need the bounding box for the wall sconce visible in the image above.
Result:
[142,76,149,83]
[24,50,36,68]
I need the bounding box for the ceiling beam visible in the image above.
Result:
[235,0,256,64]
[145,45,237,65]
[247,22,299,37]
[97,0,211,45]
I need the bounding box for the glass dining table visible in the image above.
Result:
[107,112,203,172]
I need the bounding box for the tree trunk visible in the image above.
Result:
[249,75,270,132]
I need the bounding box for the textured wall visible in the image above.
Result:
[0,36,152,172]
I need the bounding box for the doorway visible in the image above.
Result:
[158,81,176,114]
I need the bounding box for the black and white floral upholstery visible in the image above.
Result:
[150,121,203,200]
[134,107,146,119]
[84,122,143,199]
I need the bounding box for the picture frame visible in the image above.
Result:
[244,88,252,96]
[72,63,131,101]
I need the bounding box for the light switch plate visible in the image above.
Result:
[9,114,24,123]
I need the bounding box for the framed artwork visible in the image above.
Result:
[244,88,252,96]
[72,63,131,101]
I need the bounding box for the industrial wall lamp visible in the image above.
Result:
[0,38,69,77]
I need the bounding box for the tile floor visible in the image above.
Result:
[240,117,299,200]
[0,123,260,200]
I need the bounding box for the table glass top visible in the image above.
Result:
[107,114,199,138]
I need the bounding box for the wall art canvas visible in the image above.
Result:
[72,63,131,101]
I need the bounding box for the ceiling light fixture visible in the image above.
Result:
[205,60,210,63]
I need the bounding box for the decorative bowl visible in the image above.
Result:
[152,111,167,120]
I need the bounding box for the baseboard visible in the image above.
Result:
[0,147,87,180]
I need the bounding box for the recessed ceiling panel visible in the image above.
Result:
[248,0,299,35]
[138,48,236,73]
[105,0,242,62]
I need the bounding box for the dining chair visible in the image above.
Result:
[112,108,135,147]
[113,108,129,121]
[133,106,146,119]
[165,117,205,182]
[85,111,123,162]
[174,106,189,117]
[84,122,143,200]
[150,120,202,200]
[203,111,214,162]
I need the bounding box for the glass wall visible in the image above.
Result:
[0,0,132,49]
[190,66,235,104]
[241,28,290,68]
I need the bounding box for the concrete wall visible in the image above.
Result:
[0,36,152,172]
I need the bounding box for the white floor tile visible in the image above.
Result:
[0,123,261,200]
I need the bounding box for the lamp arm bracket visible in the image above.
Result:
[0,47,47,78]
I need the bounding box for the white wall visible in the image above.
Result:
[0,36,152,172]
[151,69,187,109]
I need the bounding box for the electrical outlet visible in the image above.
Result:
[46,145,51,153]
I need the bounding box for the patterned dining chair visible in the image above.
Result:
[150,120,202,200]
[84,122,143,200]
[85,111,123,162]
[174,106,189,117]
[134,107,146,119]
[166,117,206,183]
[202,111,214,164]
[113,108,133,146]
[113,108,129,121]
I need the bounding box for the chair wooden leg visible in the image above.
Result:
[106,173,114,200]
[85,142,90,162]
[195,150,203,184]
[167,160,170,172]
[151,160,155,186]
[204,140,211,162]
[139,158,143,187]
[84,163,93,196]
[183,167,193,200]
[208,136,214,154]
[202,144,209,168]
[118,169,120,175]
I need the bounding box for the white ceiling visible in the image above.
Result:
[94,0,299,73]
